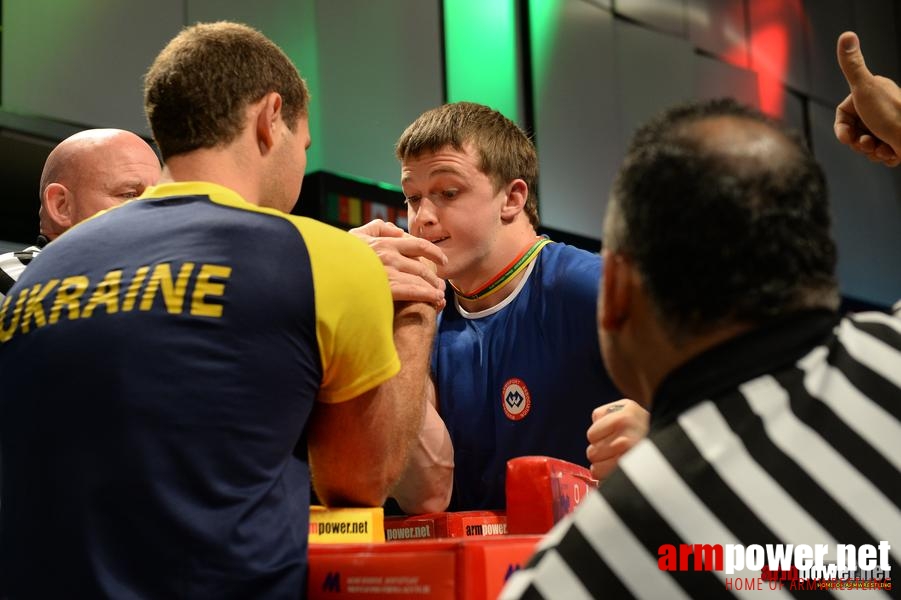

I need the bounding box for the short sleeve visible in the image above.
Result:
[299,218,400,403]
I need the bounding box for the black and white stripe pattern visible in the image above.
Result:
[502,310,901,599]
[0,246,41,301]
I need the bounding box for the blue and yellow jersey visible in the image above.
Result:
[0,182,398,598]
[434,243,622,511]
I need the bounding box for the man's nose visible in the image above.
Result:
[410,198,438,236]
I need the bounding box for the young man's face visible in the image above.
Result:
[400,143,508,285]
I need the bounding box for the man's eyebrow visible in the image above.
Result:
[429,165,464,176]
[110,179,145,191]
[401,166,464,185]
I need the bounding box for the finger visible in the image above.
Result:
[385,253,443,288]
[350,219,406,238]
[591,455,636,485]
[586,412,632,445]
[587,440,617,464]
[589,457,619,482]
[393,237,448,265]
[388,273,444,303]
[837,31,873,91]
[834,123,856,146]
[586,419,611,445]
[858,134,877,154]
[587,431,642,463]
[369,219,406,238]
[878,145,901,166]
[588,401,647,444]
[370,238,447,276]
[874,142,899,163]
[349,219,382,237]
[834,96,859,145]
[835,94,857,120]
[391,261,444,290]
[390,267,444,291]
[420,263,444,290]
[379,221,406,237]
[388,278,447,304]
[591,399,628,422]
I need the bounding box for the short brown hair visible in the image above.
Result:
[395,102,539,228]
[144,21,310,160]
[606,98,838,342]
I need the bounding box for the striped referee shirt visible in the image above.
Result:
[0,244,42,301]
[502,309,901,599]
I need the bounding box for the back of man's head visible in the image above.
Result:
[604,98,839,342]
[395,101,540,228]
[143,21,309,161]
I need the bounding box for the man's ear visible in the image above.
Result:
[599,250,633,332]
[500,179,527,221]
[255,92,284,155]
[43,183,73,232]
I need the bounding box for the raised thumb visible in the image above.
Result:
[837,31,872,90]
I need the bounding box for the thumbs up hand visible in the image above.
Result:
[834,32,901,167]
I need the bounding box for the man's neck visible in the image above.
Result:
[637,321,756,408]
[452,227,542,313]
[161,145,262,206]
[455,265,531,313]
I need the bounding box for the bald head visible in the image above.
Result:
[39,129,161,240]
[679,115,801,175]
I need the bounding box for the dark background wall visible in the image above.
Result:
[1,0,899,307]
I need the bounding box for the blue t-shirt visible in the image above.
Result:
[434,242,621,511]
[0,182,398,598]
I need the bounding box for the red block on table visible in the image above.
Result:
[307,535,541,599]
[384,510,507,541]
[505,455,597,535]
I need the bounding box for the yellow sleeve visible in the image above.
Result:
[298,217,400,403]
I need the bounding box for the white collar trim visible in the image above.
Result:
[454,258,539,319]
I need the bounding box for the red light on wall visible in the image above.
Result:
[732,0,808,119]
[751,24,789,117]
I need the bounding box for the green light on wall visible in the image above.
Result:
[273,1,323,174]
[528,0,564,99]
[443,0,521,125]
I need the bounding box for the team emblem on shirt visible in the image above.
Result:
[501,378,531,421]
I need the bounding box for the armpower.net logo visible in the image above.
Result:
[657,541,893,592]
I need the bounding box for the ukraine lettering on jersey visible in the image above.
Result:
[0,261,232,342]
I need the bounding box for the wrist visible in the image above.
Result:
[394,300,439,325]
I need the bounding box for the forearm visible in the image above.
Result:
[309,301,436,508]
[379,301,438,485]
[390,382,454,514]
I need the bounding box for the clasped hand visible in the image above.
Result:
[350,219,448,310]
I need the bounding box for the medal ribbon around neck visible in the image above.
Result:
[450,236,551,301]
